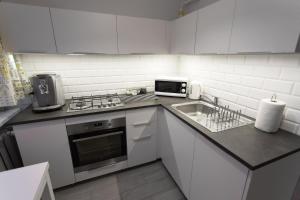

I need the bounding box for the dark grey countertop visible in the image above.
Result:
[6,96,300,170]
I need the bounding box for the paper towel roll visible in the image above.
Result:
[255,98,286,133]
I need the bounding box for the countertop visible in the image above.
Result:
[6,96,300,170]
[0,108,20,128]
[0,162,50,200]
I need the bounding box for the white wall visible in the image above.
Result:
[3,0,181,20]
[179,54,300,135]
[20,54,178,99]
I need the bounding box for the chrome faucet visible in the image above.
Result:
[200,94,218,105]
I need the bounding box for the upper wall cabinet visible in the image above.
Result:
[170,12,198,54]
[50,8,118,54]
[195,0,236,54]
[117,16,168,54]
[230,0,300,53]
[0,2,56,53]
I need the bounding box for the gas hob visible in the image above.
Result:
[67,94,124,112]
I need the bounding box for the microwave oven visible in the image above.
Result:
[154,77,188,97]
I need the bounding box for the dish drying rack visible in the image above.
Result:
[201,105,253,132]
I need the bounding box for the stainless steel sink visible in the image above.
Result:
[172,101,253,132]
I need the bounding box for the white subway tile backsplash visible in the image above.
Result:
[227,55,245,64]
[248,89,273,100]
[280,120,299,134]
[236,96,259,110]
[269,54,300,67]
[244,55,269,65]
[293,83,300,96]
[277,94,300,110]
[240,76,264,88]
[285,109,300,124]
[252,66,281,79]
[244,108,257,119]
[234,65,253,76]
[225,74,241,84]
[280,68,300,81]
[20,53,300,134]
[20,54,177,98]
[263,79,293,94]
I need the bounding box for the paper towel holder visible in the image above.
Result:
[271,94,277,102]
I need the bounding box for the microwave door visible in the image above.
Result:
[155,81,182,93]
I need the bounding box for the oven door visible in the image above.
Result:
[155,80,187,97]
[68,127,127,173]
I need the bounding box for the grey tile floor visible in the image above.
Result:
[55,161,186,200]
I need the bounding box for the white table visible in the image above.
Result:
[0,162,55,200]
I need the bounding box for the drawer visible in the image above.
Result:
[126,107,157,126]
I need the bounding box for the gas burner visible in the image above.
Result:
[67,94,124,112]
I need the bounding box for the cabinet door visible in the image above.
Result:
[190,133,249,200]
[126,107,157,167]
[13,120,75,188]
[0,2,56,53]
[50,8,118,54]
[170,12,197,54]
[230,0,300,53]
[195,0,236,54]
[160,109,195,197]
[117,16,168,54]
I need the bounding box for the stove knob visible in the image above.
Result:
[181,89,186,93]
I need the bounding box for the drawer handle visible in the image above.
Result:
[132,121,151,126]
[133,135,152,141]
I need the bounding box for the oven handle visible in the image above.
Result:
[72,131,123,143]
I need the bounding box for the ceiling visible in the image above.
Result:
[2,0,183,20]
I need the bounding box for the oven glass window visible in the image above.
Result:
[155,81,182,93]
[69,128,127,169]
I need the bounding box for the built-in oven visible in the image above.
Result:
[67,118,127,173]
[155,77,188,97]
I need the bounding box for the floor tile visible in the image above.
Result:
[55,161,186,200]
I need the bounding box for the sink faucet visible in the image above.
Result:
[200,94,218,105]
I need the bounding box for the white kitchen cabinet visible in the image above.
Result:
[160,109,195,198]
[170,12,198,54]
[50,8,118,54]
[190,133,249,200]
[126,107,157,167]
[0,2,56,53]
[117,16,168,54]
[230,0,300,53]
[13,120,75,189]
[195,0,236,54]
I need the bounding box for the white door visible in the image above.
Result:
[195,0,236,54]
[13,120,75,189]
[50,8,118,54]
[160,109,195,198]
[0,2,56,53]
[230,0,300,53]
[170,11,198,54]
[117,16,168,54]
[190,133,249,200]
[126,107,157,167]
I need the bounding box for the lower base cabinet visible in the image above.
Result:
[13,120,75,189]
[160,109,195,197]
[126,107,157,168]
[190,133,249,200]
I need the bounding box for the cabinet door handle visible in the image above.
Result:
[133,135,152,141]
[132,121,151,126]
